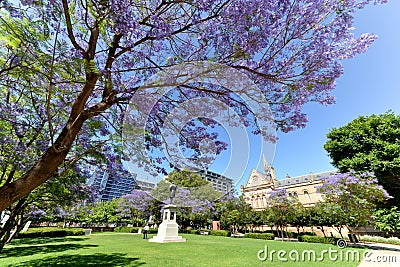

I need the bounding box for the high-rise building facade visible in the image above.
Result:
[196,169,234,195]
[136,180,156,194]
[88,171,138,201]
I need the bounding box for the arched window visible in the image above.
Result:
[293,192,299,199]
[288,192,293,197]
[304,190,311,203]
[256,195,261,208]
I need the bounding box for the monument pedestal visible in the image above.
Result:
[149,204,186,243]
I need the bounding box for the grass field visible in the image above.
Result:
[0,233,367,266]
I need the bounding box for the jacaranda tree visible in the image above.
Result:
[0,0,387,212]
[117,190,154,226]
[266,188,300,239]
[317,172,390,232]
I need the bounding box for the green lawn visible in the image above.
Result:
[0,233,367,266]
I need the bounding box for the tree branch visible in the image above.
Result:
[61,0,87,57]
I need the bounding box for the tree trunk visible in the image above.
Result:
[6,216,26,244]
[0,117,86,211]
[320,226,326,237]
[0,199,27,253]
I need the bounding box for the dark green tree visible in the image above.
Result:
[324,111,400,206]
[373,207,400,237]
[291,205,312,235]
[216,196,251,232]
[166,170,209,188]
[153,170,222,203]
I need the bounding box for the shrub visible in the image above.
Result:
[289,232,316,238]
[114,226,158,234]
[178,229,210,235]
[147,228,158,234]
[298,235,339,245]
[68,229,86,236]
[298,232,316,236]
[113,226,159,234]
[114,227,138,233]
[210,230,231,237]
[244,233,275,240]
[16,227,85,239]
[272,231,316,238]
[179,228,190,234]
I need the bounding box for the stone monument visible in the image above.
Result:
[149,182,186,243]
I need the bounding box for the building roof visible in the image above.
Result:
[275,170,337,188]
[245,169,272,188]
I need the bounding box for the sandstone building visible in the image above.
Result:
[241,157,337,209]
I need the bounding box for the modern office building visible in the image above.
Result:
[88,171,138,201]
[196,169,234,195]
[136,180,156,193]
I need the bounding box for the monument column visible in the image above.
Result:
[149,182,186,243]
[149,204,186,243]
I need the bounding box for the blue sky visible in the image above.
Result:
[207,0,400,189]
[271,0,400,180]
[129,1,400,191]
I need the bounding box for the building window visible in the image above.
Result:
[256,196,261,208]
[262,195,266,207]
[304,190,311,203]
[293,192,299,199]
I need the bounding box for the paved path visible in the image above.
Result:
[355,243,400,267]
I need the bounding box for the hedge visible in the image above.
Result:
[210,230,231,237]
[248,230,316,238]
[297,232,317,237]
[148,228,158,234]
[244,233,275,240]
[16,227,85,239]
[298,235,339,245]
[178,228,190,234]
[114,227,158,234]
[283,231,316,238]
[114,227,139,233]
[178,229,199,234]
[178,229,211,235]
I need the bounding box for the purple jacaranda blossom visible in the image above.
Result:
[0,0,388,213]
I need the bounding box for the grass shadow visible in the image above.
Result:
[0,243,98,258]
[6,253,145,267]
[10,236,89,246]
